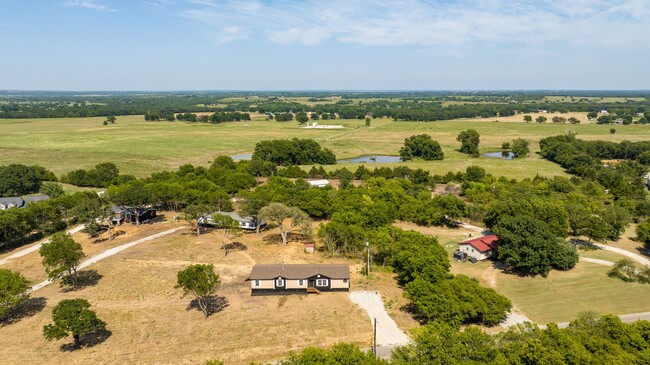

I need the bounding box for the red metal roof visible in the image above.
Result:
[459,234,499,253]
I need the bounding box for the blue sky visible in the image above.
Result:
[1,0,649,90]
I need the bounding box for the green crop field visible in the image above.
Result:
[2,114,650,178]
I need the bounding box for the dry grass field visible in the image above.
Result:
[0,218,414,365]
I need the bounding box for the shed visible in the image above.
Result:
[307,179,331,188]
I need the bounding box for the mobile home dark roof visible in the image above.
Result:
[0,197,25,208]
[248,264,350,280]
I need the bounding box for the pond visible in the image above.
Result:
[481,151,515,160]
[230,153,252,161]
[337,155,403,163]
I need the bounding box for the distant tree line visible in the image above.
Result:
[3,92,649,123]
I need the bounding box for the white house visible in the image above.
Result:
[199,211,264,231]
[458,234,499,261]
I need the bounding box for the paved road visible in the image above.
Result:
[0,224,85,266]
[30,227,185,292]
[594,243,650,267]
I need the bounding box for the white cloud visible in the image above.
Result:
[178,0,650,49]
[211,26,248,44]
[65,0,113,12]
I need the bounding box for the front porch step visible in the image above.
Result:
[307,287,321,294]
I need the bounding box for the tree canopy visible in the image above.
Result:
[399,134,444,161]
[493,215,578,276]
[43,298,106,348]
[457,129,480,157]
[176,264,221,319]
[0,269,30,321]
[39,233,85,287]
[253,138,336,166]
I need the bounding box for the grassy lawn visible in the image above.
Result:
[2,113,650,179]
[451,259,650,324]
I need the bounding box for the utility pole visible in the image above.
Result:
[373,317,377,357]
[366,240,370,276]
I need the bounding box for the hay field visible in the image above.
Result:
[2,114,650,179]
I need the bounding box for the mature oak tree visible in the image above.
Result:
[0,269,30,321]
[259,203,311,245]
[399,134,444,161]
[493,215,578,276]
[43,298,106,348]
[457,129,480,157]
[39,233,85,287]
[175,264,221,319]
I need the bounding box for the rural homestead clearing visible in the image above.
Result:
[0,217,413,365]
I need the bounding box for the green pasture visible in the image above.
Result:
[1,114,649,178]
[452,259,650,324]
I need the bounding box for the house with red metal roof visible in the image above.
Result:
[458,234,499,261]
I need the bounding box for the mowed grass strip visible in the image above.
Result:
[2,114,650,178]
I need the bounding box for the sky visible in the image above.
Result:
[1,0,649,91]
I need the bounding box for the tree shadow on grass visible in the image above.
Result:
[0,297,47,327]
[60,328,112,352]
[61,270,103,292]
[186,295,229,318]
[491,260,549,278]
[262,232,307,245]
[222,241,247,256]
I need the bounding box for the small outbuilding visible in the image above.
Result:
[247,263,350,295]
[458,234,499,261]
[307,179,331,188]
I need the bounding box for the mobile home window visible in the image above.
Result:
[276,278,285,287]
[254,280,260,287]
[299,279,304,286]
[316,279,328,286]
[343,279,348,283]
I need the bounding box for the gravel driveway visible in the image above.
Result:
[0,224,86,266]
[595,243,650,267]
[349,291,410,347]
